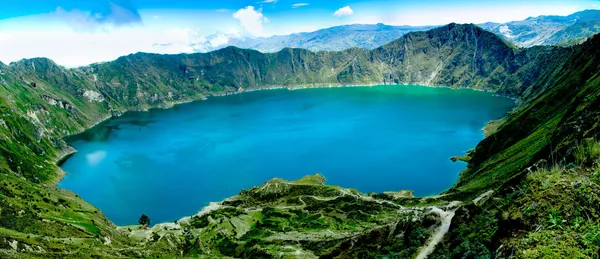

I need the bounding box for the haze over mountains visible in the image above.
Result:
[187,24,437,53]
[186,9,600,53]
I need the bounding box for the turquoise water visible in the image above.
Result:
[59,85,515,225]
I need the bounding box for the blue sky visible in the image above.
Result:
[1,0,599,66]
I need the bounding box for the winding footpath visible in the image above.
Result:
[415,206,458,259]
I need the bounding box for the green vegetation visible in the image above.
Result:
[575,140,600,166]
[1,23,600,257]
[431,140,600,258]
[161,174,445,258]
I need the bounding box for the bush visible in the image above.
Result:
[152,232,160,242]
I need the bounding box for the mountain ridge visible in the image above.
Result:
[178,10,600,55]
[188,23,437,53]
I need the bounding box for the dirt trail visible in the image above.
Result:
[415,206,458,259]
[473,190,493,205]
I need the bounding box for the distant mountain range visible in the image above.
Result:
[184,23,436,53]
[209,23,436,52]
[480,9,600,47]
[187,9,600,52]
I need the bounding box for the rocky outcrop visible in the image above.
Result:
[82,90,104,102]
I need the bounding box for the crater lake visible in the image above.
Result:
[59,85,515,225]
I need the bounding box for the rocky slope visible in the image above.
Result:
[0,24,600,257]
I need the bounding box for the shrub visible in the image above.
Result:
[152,232,160,242]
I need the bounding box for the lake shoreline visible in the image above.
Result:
[54,83,516,226]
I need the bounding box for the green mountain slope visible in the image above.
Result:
[433,34,600,257]
[1,24,600,258]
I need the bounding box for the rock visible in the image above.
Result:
[8,239,17,250]
[83,90,105,102]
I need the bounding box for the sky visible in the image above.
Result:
[0,0,599,67]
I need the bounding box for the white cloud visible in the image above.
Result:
[333,6,353,17]
[261,0,278,3]
[150,27,243,54]
[0,24,198,67]
[0,32,13,40]
[292,3,309,8]
[206,34,231,47]
[54,1,142,32]
[188,31,236,51]
[233,6,269,36]
[55,7,102,32]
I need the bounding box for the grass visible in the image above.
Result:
[0,173,110,237]
[174,174,439,258]
[454,113,561,194]
[513,162,600,258]
[482,118,506,138]
[291,174,326,185]
[433,151,600,258]
[574,139,600,166]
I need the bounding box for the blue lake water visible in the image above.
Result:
[59,85,515,225]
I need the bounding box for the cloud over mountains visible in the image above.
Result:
[334,6,354,17]
[55,0,142,31]
[233,6,269,36]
